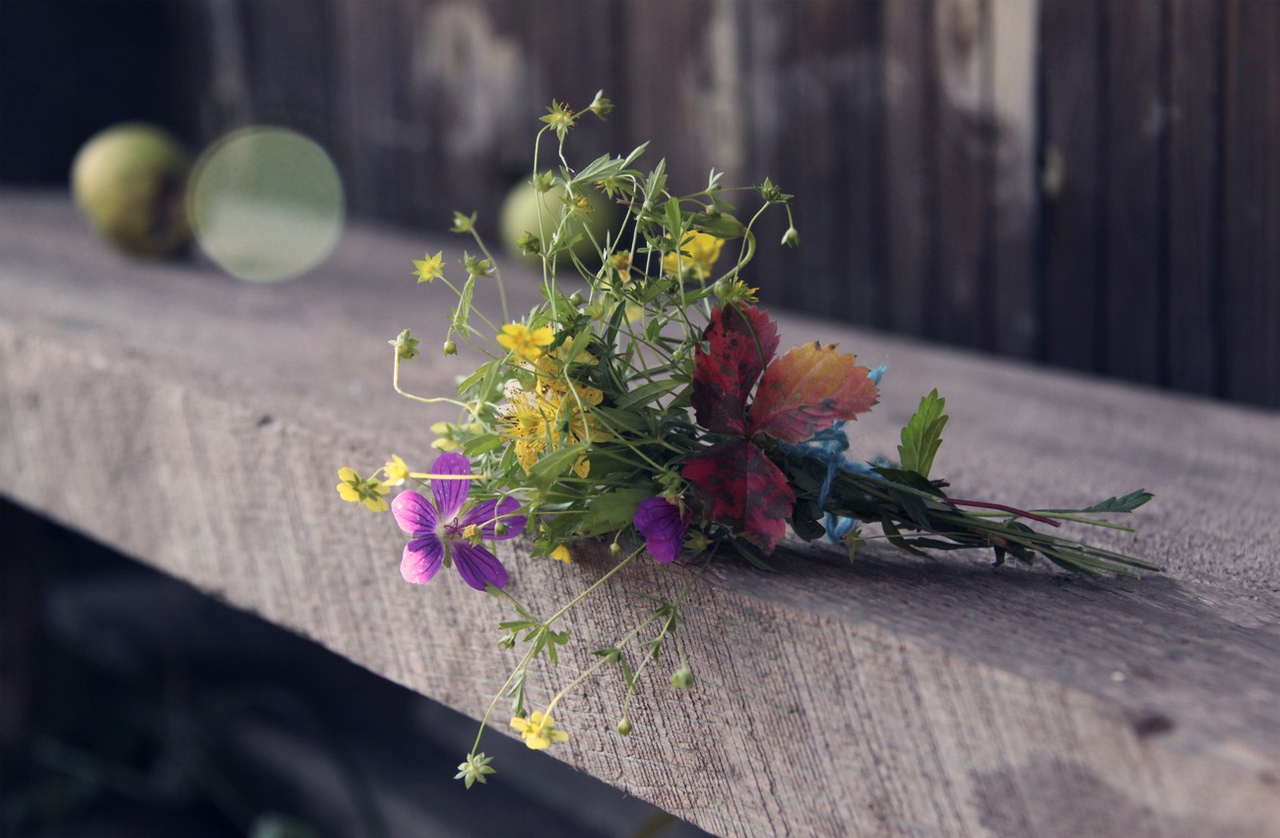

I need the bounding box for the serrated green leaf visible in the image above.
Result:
[898,389,948,478]
[1082,490,1154,514]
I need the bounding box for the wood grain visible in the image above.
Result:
[1104,0,1165,386]
[1166,0,1221,398]
[1221,0,1280,408]
[2,192,1278,836]
[988,0,1039,358]
[882,0,935,337]
[932,0,991,348]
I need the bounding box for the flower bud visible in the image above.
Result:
[494,521,509,536]
[517,232,541,256]
[587,90,614,119]
[443,339,457,355]
[616,718,633,737]
[609,541,622,556]
[390,329,421,361]
[671,667,695,691]
[781,226,800,248]
[569,291,585,307]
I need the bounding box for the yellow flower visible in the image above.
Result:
[510,711,569,750]
[382,454,409,486]
[497,322,556,360]
[713,278,760,305]
[610,251,633,283]
[532,337,604,406]
[549,545,572,563]
[500,382,602,479]
[412,251,444,283]
[663,231,724,280]
[336,467,389,512]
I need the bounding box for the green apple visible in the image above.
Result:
[498,179,616,265]
[70,123,192,258]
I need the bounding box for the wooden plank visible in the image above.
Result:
[1221,0,1280,408]
[882,0,936,337]
[1038,0,1103,372]
[330,0,407,222]
[831,0,887,326]
[1167,0,1222,398]
[3,191,1280,835]
[621,0,719,195]
[748,0,885,323]
[988,0,1040,358]
[932,0,992,348]
[738,0,790,306]
[1103,0,1165,384]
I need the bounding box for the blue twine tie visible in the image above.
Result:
[776,363,888,542]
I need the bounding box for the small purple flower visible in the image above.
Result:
[392,452,525,591]
[633,497,691,563]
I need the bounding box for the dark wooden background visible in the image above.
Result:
[4,0,1277,407]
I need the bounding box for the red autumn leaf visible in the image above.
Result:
[691,304,779,435]
[681,438,794,552]
[749,342,879,444]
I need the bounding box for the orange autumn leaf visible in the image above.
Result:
[749,342,879,444]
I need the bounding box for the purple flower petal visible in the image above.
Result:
[634,497,690,563]
[392,489,436,536]
[429,452,472,520]
[401,535,445,584]
[464,497,526,540]
[451,541,508,591]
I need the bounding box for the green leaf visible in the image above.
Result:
[584,487,652,531]
[462,433,506,457]
[613,378,682,411]
[690,211,747,240]
[1082,490,1154,514]
[663,198,685,243]
[871,467,946,497]
[898,389,948,478]
[451,273,476,336]
[525,442,590,489]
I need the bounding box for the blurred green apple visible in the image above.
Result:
[70,123,192,258]
[498,179,616,265]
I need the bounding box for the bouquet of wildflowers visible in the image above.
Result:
[336,94,1156,786]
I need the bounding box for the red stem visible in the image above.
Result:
[945,498,1061,528]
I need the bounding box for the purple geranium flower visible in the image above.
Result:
[633,497,691,563]
[392,452,525,591]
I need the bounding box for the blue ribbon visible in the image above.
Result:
[775,363,889,542]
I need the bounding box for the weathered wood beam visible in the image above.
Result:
[2,192,1277,836]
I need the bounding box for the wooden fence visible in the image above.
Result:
[170,0,1276,408]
